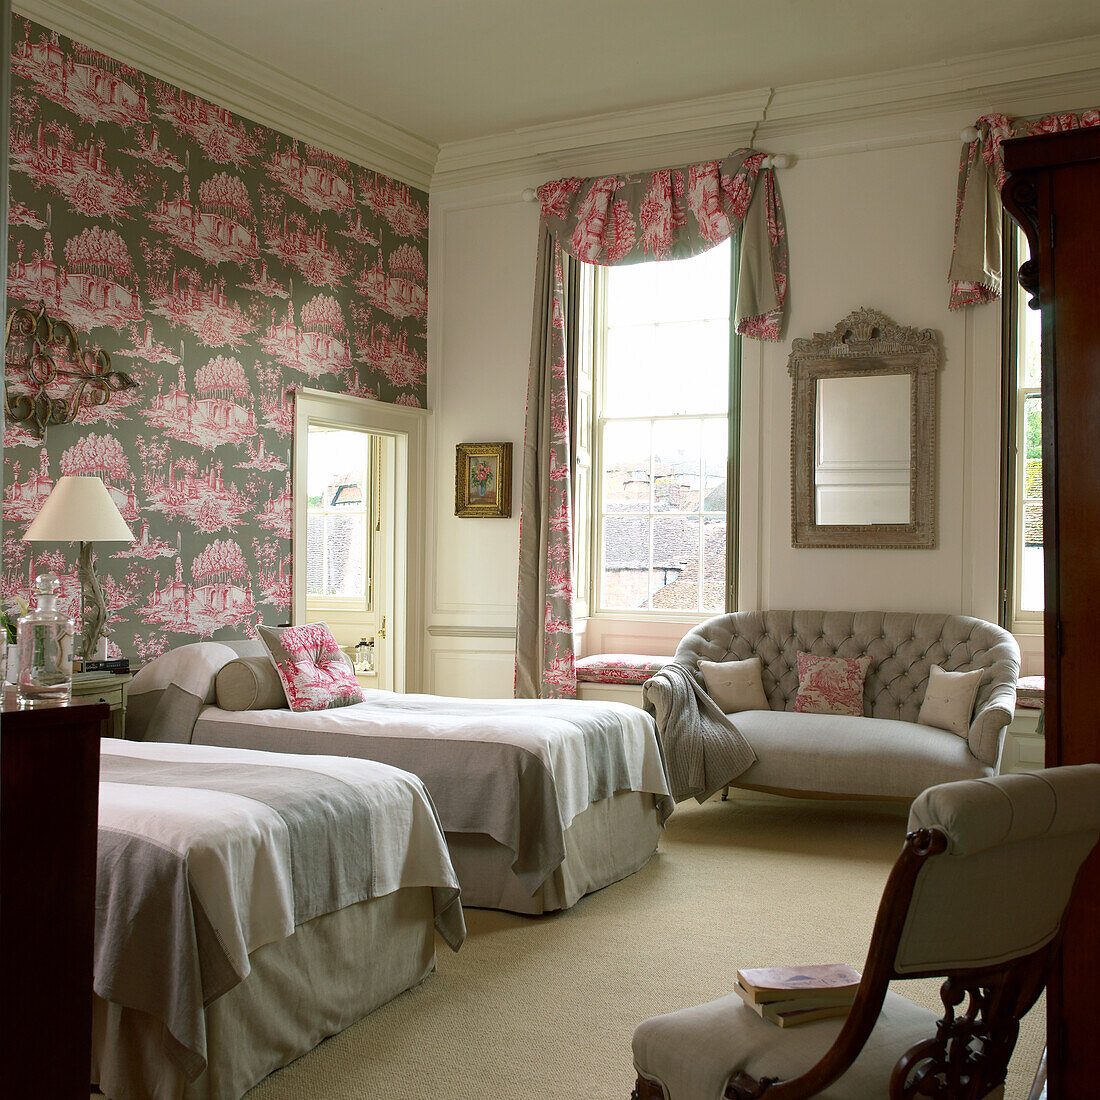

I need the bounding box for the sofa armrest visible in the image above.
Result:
[968,680,1017,766]
[641,675,671,729]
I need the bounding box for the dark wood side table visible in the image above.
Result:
[1,696,108,1097]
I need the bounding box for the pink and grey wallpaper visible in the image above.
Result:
[2,16,428,661]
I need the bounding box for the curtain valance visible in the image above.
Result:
[948,109,1100,310]
[537,149,788,340]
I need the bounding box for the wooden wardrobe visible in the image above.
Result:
[1002,125,1100,1099]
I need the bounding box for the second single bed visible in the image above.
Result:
[128,641,674,915]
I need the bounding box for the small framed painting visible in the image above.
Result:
[455,442,512,518]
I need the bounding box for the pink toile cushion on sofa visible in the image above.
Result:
[792,652,872,717]
[575,653,670,686]
[257,622,364,712]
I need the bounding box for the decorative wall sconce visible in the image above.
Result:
[3,301,138,439]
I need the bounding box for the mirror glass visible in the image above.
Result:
[814,374,911,525]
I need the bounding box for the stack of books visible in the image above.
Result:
[735,963,861,1028]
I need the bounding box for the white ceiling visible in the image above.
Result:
[138,0,1100,146]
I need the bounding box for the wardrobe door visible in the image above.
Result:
[1004,126,1100,1100]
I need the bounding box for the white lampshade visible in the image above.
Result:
[23,476,136,543]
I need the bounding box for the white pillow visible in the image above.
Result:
[917,664,984,736]
[699,657,770,714]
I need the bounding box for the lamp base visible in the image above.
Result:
[76,540,108,663]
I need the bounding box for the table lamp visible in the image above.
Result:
[23,476,135,662]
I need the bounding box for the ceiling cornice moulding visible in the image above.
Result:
[13,0,438,191]
[433,34,1100,191]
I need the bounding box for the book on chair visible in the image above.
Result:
[735,964,861,1027]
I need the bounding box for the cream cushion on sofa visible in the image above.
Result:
[699,658,769,714]
[917,664,984,737]
[632,989,963,1100]
[725,711,989,799]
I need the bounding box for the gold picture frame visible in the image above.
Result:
[455,442,512,518]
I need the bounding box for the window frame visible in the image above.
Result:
[575,239,741,622]
[1000,218,1043,635]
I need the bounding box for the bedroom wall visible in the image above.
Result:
[424,79,1080,693]
[2,15,428,661]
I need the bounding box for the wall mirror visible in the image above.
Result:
[789,307,940,549]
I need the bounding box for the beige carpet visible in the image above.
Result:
[249,794,1044,1100]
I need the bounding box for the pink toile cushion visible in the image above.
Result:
[792,652,872,717]
[257,622,364,712]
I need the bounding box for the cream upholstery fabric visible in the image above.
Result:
[725,711,990,799]
[633,990,938,1100]
[674,611,1019,766]
[699,658,769,714]
[897,766,1100,973]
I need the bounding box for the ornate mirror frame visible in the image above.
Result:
[789,307,940,549]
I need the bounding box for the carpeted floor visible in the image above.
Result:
[248,793,1044,1099]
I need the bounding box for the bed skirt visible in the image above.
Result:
[447,790,661,914]
[91,886,437,1100]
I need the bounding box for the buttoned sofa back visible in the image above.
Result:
[674,610,1020,766]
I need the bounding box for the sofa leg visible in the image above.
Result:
[722,785,730,801]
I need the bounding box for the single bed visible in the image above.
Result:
[93,738,464,1100]
[128,642,674,915]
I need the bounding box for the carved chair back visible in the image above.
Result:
[724,766,1100,1100]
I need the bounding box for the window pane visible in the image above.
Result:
[1023,393,1042,468]
[702,516,726,612]
[651,242,731,323]
[602,515,652,610]
[653,321,730,413]
[651,515,699,611]
[703,419,728,514]
[602,421,651,513]
[1020,545,1044,613]
[604,325,661,416]
[652,419,701,513]
[1021,284,1041,388]
[325,513,365,597]
[606,262,659,328]
[306,514,324,595]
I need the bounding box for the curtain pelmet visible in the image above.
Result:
[949,109,1100,310]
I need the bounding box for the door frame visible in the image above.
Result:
[292,388,429,693]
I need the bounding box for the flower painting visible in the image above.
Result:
[454,442,511,518]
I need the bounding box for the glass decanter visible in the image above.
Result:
[16,572,75,705]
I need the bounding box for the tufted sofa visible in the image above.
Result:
[645,610,1020,802]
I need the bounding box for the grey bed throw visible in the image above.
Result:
[642,663,757,802]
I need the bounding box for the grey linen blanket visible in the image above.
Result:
[190,691,674,896]
[97,740,464,1082]
[642,662,757,802]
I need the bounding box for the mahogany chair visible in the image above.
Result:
[631,765,1100,1100]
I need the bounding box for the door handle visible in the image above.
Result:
[378,616,386,639]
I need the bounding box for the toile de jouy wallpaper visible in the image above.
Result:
[2,15,428,663]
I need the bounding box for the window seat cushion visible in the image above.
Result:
[1017,675,1045,710]
[575,653,671,686]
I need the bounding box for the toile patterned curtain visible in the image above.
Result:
[948,109,1100,310]
[515,151,789,699]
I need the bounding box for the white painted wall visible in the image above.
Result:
[426,96,1064,694]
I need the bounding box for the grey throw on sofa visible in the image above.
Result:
[644,610,1020,803]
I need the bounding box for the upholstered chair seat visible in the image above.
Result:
[633,991,997,1100]
[632,766,1100,1100]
